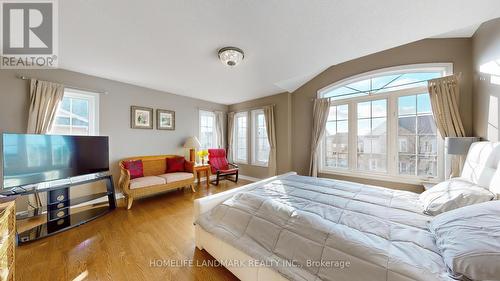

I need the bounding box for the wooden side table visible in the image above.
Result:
[194,164,211,188]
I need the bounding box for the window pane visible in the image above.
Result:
[50,91,95,136]
[252,110,269,165]
[357,119,370,136]
[398,155,416,175]
[418,136,437,155]
[337,153,348,168]
[398,136,416,153]
[372,100,387,118]
[234,113,248,162]
[398,95,416,115]
[356,100,387,173]
[418,156,437,177]
[326,121,336,135]
[372,117,386,136]
[337,105,349,120]
[337,120,348,133]
[398,93,439,178]
[399,116,416,135]
[417,115,437,135]
[357,102,371,119]
[61,97,70,112]
[199,111,216,149]
[371,74,401,90]
[324,105,348,169]
[55,117,70,125]
[417,94,432,114]
[328,107,337,121]
[71,98,89,117]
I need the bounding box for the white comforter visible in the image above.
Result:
[196,174,454,281]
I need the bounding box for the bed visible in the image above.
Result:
[193,142,500,281]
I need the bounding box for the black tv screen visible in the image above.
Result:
[2,133,109,189]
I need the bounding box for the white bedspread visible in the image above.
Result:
[196,174,453,281]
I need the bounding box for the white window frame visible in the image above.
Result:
[233,111,249,164]
[49,88,99,136]
[317,63,452,184]
[251,109,269,167]
[198,110,217,150]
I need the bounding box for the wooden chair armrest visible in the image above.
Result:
[118,163,131,194]
[228,163,238,169]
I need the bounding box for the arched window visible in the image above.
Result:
[317,63,452,183]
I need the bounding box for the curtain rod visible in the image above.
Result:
[312,72,462,101]
[17,75,109,95]
[230,104,275,113]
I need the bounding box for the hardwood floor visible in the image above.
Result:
[16,180,251,281]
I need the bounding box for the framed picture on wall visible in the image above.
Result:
[131,106,153,129]
[157,109,175,130]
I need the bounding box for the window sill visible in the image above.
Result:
[318,169,441,186]
[250,162,269,168]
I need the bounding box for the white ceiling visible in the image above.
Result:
[59,0,500,105]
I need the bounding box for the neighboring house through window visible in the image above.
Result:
[318,63,450,183]
[49,88,99,136]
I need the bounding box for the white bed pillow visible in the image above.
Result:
[419,178,495,215]
[429,200,500,281]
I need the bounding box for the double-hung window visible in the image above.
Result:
[234,112,248,163]
[50,88,99,136]
[199,110,217,149]
[251,109,270,166]
[318,64,451,184]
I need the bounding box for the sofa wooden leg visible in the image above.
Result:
[190,183,196,192]
[126,196,134,210]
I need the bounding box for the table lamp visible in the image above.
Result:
[445,137,479,178]
[183,136,201,162]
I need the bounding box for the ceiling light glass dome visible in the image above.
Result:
[218,47,244,67]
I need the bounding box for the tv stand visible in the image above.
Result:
[3,174,116,244]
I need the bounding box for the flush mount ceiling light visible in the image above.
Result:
[218,47,244,67]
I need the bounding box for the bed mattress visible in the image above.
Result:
[196,174,454,281]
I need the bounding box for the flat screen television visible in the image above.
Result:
[2,133,109,189]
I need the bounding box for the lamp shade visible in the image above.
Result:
[183,136,201,149]
[445,137,479,155]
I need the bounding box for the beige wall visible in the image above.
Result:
[1,36,484,195]
[228,92,292,179]
[0,69,227,190]
[472,18,500,141]
[290,38,473,189]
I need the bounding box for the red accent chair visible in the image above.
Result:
[208,149,238,185]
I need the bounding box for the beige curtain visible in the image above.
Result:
[226,112,235,162]
[309,98,331,177]
[27,79,65,134]
[215,111,224,149]
[263,105,277,176]
[26,79,64,211]
[428,74,465,138]
[428,74,466,177]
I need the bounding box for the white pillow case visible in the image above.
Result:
[429,200,500,281]
[419,178,495,215]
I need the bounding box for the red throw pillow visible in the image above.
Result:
[123,160,144,179]
[166,157,185,173]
